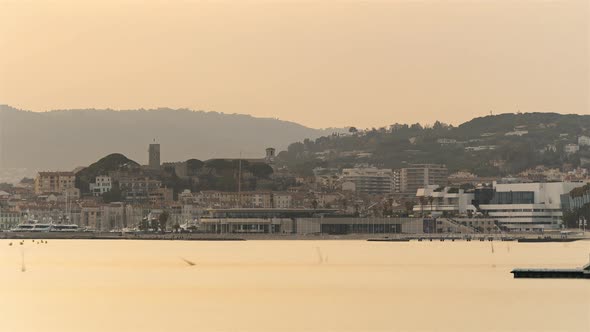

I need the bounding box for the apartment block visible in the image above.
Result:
[34,172,76,195]
[400,164,448,194]
[342,167,393,195]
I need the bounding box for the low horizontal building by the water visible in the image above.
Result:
[199,211,424,235]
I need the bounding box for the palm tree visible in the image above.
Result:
[312,199,319,210]
[419,196,427,217]
[158,211,170,234]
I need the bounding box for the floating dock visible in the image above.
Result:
[511,258,590,279]
[517,237,580,243]
[367,238,411,242]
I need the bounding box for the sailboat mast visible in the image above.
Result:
[238,152,242,208]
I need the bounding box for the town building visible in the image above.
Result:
[34,172,76,195]
[400,164,448,194]
[392,170,401,193]
[80,205,102,230]
[578,135,590,147]
[149,187,174,206]
[89,176,112,196]
[436,138,458,145]
[119,177,162,202]
[565,144,580,155]
[342,167,393,195]
[464,145,497,152]
[0,208,20,230]
[505,130,528,136]
[273,193,292,209]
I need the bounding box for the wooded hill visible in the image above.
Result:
[278,112,590,176]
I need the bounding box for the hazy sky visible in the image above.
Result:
[1,1,588,128]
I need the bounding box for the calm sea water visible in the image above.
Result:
[1,240,589,332]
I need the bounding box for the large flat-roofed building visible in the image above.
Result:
[34,171,76,195]
[199,208,422,235]
[400,164,448,194]
[478,181,587,230]
[342,167,393,195]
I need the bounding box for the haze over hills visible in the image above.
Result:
[2,105,589,180]
[0,105,346,170]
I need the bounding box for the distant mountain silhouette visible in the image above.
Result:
[0,105,345,170]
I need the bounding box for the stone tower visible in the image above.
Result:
[149,142,160,170]
[265,147,276,163]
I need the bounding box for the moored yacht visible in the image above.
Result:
[10,223,52,232]
[10,223,79,232]
[50,224,80,232]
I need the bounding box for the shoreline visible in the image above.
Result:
[2,232,589,241]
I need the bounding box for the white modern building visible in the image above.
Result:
[414,185,475,216]
[412,181,590,230]
[478,181,588,231]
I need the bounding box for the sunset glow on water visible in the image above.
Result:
[1,240,589,332]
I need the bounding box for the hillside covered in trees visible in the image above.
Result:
[277,113,590,176]
[75,153,276,201]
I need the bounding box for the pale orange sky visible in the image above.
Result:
[0,0,588,128]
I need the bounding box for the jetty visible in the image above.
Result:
[517,237,580,243]
[511,256,590,279]
[367,238,411,242]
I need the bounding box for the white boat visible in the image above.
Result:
[50,224,79,232]
[10,223,79,232]
[10,224,36,232]
[10,223,52,232]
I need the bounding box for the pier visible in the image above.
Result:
[511,257,590,279]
